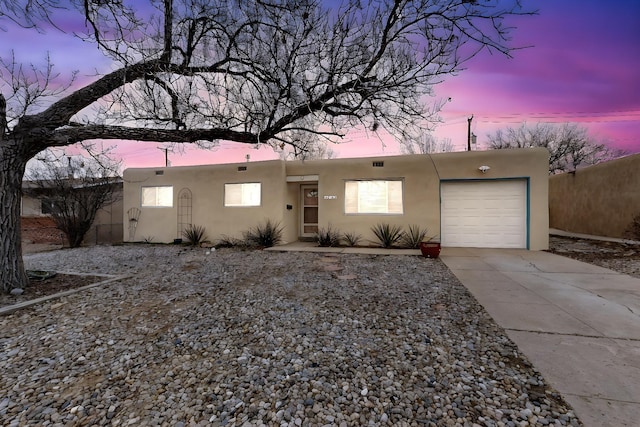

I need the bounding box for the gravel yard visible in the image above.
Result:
[548,235,640,279]
[1,245,582,426]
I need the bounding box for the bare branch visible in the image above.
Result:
[49,123,259,146]
[24,143,121,247]
[0,0,536,289]
[487,122,627,174]
[0,0,61,30]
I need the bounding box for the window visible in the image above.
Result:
[141,186,173,207]
[345,180,403,214]
[224,183,261,207]
[41,198,61,215]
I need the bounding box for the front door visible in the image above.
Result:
[300,184,318,238]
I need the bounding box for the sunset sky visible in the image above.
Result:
[3,0,639,168]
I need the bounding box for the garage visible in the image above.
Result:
[441,180,527,248]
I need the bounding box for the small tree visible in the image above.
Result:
[487,122,624,174]
[24,144,121,248]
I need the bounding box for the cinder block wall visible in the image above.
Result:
[549,154,640,238]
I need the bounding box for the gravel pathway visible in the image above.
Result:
[0,246,581,426]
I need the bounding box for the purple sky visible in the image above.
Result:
[430,0,640,154]
[4,0,639,168]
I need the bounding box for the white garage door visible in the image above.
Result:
[441,180,527,248]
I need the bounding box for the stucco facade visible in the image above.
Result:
[549,153,640,238]
[123,148,549,249]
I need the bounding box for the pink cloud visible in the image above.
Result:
[430,0,640,155]
[4,0,639,168]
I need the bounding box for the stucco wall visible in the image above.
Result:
[549,154,640,238]
[123,161,287,243]
[21,196,42,217]
[87,191,124,245]
[432,148,549,251]
[122,148,549,249]
[285,155,440,246]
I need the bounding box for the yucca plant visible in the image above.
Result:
[244,219,284,248]
[317,225,341,247]
[399,224,429,249]
[371,223,404,248]
[342,231,362,247]
[182,224,208,246]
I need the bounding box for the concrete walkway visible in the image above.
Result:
[440,248,640,427]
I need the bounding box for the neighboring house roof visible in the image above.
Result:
[22,177,123,192]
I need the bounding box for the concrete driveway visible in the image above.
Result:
[440,248,640,427]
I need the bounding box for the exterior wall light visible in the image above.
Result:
[478,165,491,173]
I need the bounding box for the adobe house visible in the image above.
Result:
[122,147,549,250]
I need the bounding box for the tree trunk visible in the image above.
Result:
[0,141,29,293]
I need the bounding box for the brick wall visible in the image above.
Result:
[21,217,65,244]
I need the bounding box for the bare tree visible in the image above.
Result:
[399,133,454,154]
[487,122,625,174]
[0,0,534,291]
[276,130,337,161]
[0,0,59,30]
[282,141,336,161]
[24,144,121,248]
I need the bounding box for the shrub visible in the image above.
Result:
[317,225,341,247]
[625,213,640,240]
[371,223,404,248]
[216,235,248,249]
[342,231,362,247]
[182,224,208,246]
[244,219,284,248]
[399,224,429,249]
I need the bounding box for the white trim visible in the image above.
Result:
[286,175,319,182]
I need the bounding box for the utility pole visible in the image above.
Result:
[158,147,170,167]
[467,115,473,151]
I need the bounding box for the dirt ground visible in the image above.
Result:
[0,273,102,308]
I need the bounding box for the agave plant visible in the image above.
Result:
[341,231,362,247]
[182,224,208,246]
[317,225,341,247]
[244,219,284,248]
[399,224,429,249]
[371,223,404,248]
